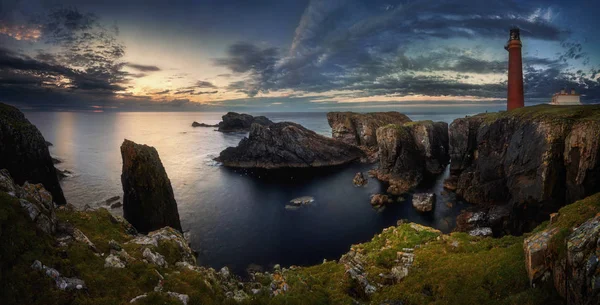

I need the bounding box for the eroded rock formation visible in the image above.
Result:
[0,103,66,205]
[216,122,364,168]
[327,111,412,147]
[120,139,182,233]
[448,105,600,234]
[218,112,273,132]
[374,121,449,195]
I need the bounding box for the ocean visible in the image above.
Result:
[25,110,491,275]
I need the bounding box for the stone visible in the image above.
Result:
[167,292,189,305]
[121,139,182,233]
[412,193,435,212]
[220,266,230,278]
[468,227,493,237]
[371,194,392,206]
[218,112,273,132]
[523,227,560,285]
[192,121,218,128]
[110,201,122,209]
[216,122,365,168]
[0,168,17,195]
[31,260,86,291]
[128,227,196,265]
[129,294,148,303]
[143,247,167,268]
[289,196,314,206]
[109,240,123,251]
[326,112,412,147]
[0,103,66,205]
[353,172,367,186]
[104,254,126,268]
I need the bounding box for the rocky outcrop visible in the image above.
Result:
[0,103,66,205]
[218,112,273,132]
[120,139,182,233]
[448,105,600,234]
[327,112,412,147]
[412,193,435,212]
[523,201,600,305]
[216,122,365,168]
[370,194,392,207]
[192,121,218,128]
[374,121,449,195]
[353,172,367,186]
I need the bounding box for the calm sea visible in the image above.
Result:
[24,109,494,274]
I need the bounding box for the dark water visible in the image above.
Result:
[25,111,477,275]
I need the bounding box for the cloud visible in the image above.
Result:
[126,63,161,72]
[195,80,217,88]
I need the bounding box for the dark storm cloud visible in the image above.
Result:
[216,0,597,101]
[126,63,161,72]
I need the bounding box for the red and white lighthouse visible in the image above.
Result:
[505,28,524,111]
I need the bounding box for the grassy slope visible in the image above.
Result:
[3,192,600,304]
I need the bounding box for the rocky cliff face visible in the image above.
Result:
[120,139,182,233]
[375,121,449,194]
[216,122,365,168]
[218,112,273,132]
[0,103,66,205]
[327,112,412,147]
[448,105,600,234]
[523,193,600,305]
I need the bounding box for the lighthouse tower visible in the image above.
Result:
[505,28,524,111]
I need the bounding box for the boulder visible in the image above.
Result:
[371,194,392,206]
[120,139,182,233]
[0,103,66,205]
[128,227,196,265]
[447,105,600,234]
[412,193,435,212]
[218,112,273,132]
[353,172,367,186]
[374,121,449,194]
[216,122,364,168]
[327,112,412,147]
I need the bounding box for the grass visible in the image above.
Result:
[482,104,600,124]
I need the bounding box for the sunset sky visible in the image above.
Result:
[1,0,599,111]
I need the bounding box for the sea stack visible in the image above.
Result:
[120,139,182,233]
[0,103,66,205]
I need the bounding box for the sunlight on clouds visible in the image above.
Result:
[0,23,42,41]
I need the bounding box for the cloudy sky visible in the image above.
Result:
[1,0,599,111]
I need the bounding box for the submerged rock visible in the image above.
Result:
[0,103,66,205]
[353,172,367,186]
[216,122,364,168]
[192,121,219,128]
[218,112,273,132]
[120,139,182,233]
[374,121,449,195]
[412,193,435,212]
[289,196,314,206]
[447,105,600,234]
[327,112,412,147]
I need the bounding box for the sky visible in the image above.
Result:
[1,0,599,112]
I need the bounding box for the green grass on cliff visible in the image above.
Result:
[482,104,600,123]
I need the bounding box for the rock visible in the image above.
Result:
[105,196,120,204]
[216,122,365,168]
[120,139,182,233]
[220,266,230,278]
[371,194,392,206]
[412,193,435,212]
[468,227,493,237]
[129,227,196,265]
[17,181,57,234]
[353,172,367,186]
[192,121,218,128]
[167,292,190,305]
[72,227,99,253]
[449,105,600,234]
[110,201,122,209]
[0,169,17,195]
[455,205,511,235]
[143,247,167,268]
[45,141,53,147]
[340,250,377,295]
[327,112,412,147]
[523,227,560,285]
[31,260,86,291]
[374,121,449,195]
[443,176,458,191]
[52,157,62,164]
[0,103,66,205]
[218,112,273,132]
[55,168,72,181]
[109,240,122,251]
[232,290,249,302]
[104,254,126,268]
[129,294,148,303]
[289,196,314,206]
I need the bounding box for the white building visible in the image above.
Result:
[550,88,581,105]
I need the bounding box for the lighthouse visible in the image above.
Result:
[505,28,524,111]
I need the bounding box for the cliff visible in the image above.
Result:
[448,105,600,234]
[216,122,365,168]
[121,139,182,233]
[0,103,66,205]
[7,168,599,304]
[375,121,449,195]
[327,112,412,147]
